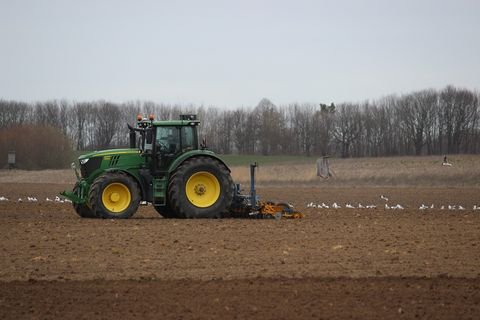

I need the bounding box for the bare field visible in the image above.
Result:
[0,180,480,319]
[2,154,480,187]
[232,154,480,187]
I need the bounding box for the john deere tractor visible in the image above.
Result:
[61,114,303,219]
[61,114,235,219]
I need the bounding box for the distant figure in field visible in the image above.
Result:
[442,155,452,166]
[317,156,334,178]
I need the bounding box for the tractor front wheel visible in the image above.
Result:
[88,172,140,219]
[168,157,233,218]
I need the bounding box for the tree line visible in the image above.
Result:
[1,85,479,158]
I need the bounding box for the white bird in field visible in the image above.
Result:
[385,204,390,210]
[307,202,314,208]
[17,198,23,203]
[358,203,365,209]
[473,205,480,211]
[346,204,355,209]
[448,205,455,210]
[458,205,465,210]
[440,205,445,210]
[430,204,434,209]
[0,196,8,201]
[393,204,404,210]
[64,199,72,203]
[321,202,329,209]
[366,205,377,209]
[46,197,53,202]
[380,195,389,201]
[332,202,341,209]
[55,196,61,202]
[419,204,429,210]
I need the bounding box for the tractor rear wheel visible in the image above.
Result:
[88,172,140,219]
[168,157,233,218]
[72,183,96,218]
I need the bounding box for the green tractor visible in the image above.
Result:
[61,114,234,219]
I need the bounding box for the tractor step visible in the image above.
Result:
[152,176,167,206]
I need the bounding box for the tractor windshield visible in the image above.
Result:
[156,127,180,154]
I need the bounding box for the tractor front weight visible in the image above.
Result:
[60,180,89,205]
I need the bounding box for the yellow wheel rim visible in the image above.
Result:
[185,171,220,208]
[101,182,131,213]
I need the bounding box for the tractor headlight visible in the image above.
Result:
[80,158,89,165]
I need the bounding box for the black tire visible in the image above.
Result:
[72,183,97,218]
[168,157,233,218]
[88,172,141,219]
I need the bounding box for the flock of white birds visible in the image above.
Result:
[306,195,480,211]
[0,194,479,211]
[0,196,72,203]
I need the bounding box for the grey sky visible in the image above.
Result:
[1,0,479,107]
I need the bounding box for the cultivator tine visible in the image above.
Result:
[225,202,304,219]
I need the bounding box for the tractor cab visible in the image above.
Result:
[132,114,200,172]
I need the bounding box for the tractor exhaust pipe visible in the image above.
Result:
[129,130,136,148]
[127,123,136,148]
[250,162,258,205]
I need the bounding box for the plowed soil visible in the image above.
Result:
[1,183,479,319]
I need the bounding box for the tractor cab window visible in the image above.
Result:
[156,127,180,154]
[181,126,195,151]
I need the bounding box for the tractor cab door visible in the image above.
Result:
[151,126,180,207]
[155,126,181,171]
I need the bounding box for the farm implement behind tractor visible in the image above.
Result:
[61,114,303,220]
[228,162,304,219]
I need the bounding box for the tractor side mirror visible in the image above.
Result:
[200,137,207,149]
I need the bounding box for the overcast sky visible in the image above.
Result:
[1,0,479,107]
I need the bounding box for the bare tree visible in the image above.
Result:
[333,104,363,158]
[0,100,31,128]
[312,103,335,156]
[94,102,121,149]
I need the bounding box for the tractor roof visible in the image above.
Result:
[152,119,200,126]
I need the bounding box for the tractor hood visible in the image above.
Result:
[77,148,144,181]
[78,148,141,161]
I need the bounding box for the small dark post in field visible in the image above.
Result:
[7,151,15,170]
